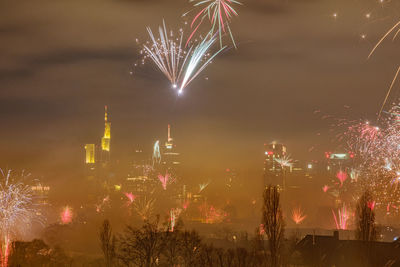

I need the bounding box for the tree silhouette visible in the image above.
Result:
[99,219,116,267]
[262,185,285,267]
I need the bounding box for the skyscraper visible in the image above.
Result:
[85,144,95,164]
[162,124,180,175]
[101,105,111,161]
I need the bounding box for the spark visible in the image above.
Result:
[184,0,242,48]
[291,206,307,225]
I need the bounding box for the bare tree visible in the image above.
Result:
[252,227,267,266]
[99,219,116,267]
[356,190,377,242]
[180,230,201,266]
[118,218,164,267]
[162,220,183,266]
[262,185,285,267]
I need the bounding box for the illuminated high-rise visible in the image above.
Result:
[101,105,111,161]
[162,124,180,174]
[85,144,95,164]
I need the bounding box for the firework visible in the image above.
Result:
[332,204,349,230]
[184,0,242,48]
[152,140,161,166]
[60,206,73,224]
[158,172,170,190]
[133,196,155,220]
[198,180,210,193]
[336,170,348,187]
[169,208,182,232]
[367,20,400,117]
[96,195,110,213]
[274,154,292,168]
[0,170,35,267]
[141,21,225,95]
[291,206,307,225]
[124,192,137,205]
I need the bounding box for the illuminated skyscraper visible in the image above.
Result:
[101,105,111,161]
[85,144,95,164]
[162,124,180,174]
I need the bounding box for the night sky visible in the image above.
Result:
[2,0,400,178]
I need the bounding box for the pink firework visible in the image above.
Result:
[158,173,170,190]
[61,206,73,224]
[332,204,349,230]
[291,206,307,225]
[322,185,329,193]
[336,171,347,187]
[124,192,137,205]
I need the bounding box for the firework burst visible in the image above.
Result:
[291,206,307,225]
[184,0,242,48]
[140,21,225,95]
[0,169,35,267]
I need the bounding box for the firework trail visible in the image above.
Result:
[0,169,35,267]
[169,208,182,232]
[60,206,73,224]
[152,140,161,166]
[184,0,242,48]
[332,204,349,230]
[198,180,210,193]
[291,206,307,225]
[141,21,225,95]
[367,20,400,117]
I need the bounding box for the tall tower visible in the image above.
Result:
[101,105,111,161]
[85,144,95,164]
[162,124,180,174]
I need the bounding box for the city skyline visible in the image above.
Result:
[1,0,399,176]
